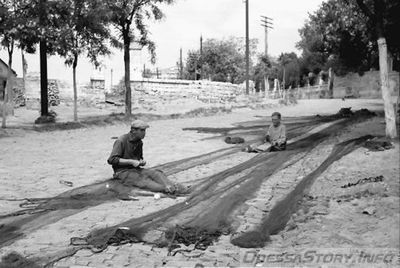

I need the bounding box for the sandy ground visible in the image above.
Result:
[0,99,399,267]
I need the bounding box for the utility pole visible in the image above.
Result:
[245,0,249,94]
[180,48,183,79]
[110,68,113,88]
[200,35,203,80]
[261,16,273,56]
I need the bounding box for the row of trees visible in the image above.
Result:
[184,0,399,89]
[297,0,399,75]
[183,39,313,91]
[0,0,174,127]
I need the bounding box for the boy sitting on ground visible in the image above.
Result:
[245,112,287,152]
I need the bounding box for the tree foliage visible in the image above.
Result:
[54,0,111,68]
[50,0,112,121]
[185,37,258,84]
[297,0,400,74]
[278,52,301,88]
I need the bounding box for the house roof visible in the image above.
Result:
[0,58,17,76]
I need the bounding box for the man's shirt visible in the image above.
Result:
[107,132,143,173]
[267,123,287,145]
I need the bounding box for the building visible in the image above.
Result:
[0,58,17,101]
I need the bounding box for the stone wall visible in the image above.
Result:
[24,75,105,109]
[333,70,399,99]
[295,71,399,100]
[12,78,25,107]
[130,79,246,105]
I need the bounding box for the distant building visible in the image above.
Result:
[0,58,17,101]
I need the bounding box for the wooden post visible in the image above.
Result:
[328,67,334,98]
[264,75,269,99]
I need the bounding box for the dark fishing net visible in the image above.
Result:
[165,225,228,252]
[0,252,41,268]
[341,175,384,188]
[231,134,374,248]
[0,109,375,257]
[363,137,394,151]
[81,112,375,252]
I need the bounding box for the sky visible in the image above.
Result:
[0,0,324,85]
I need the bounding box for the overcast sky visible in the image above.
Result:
[0,0,324,84]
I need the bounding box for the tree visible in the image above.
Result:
[297,0,399,75]
[2,0,80,123]
[185,37,258,84]
[298,0,398,137]
[253,55,279,92]
[54,0,111,121]
[107,0,174,116]
[278,52,301,89]
[0,1,27,128]
[354,0,398,138]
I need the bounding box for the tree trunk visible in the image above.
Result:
[123,31,132,116]
[21,49,27,94]
[73,53,78,122]
[378,37,397,138]
[40,39,49,116]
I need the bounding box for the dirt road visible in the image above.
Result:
[0,99,398,268]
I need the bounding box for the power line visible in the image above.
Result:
[261,16,273,56]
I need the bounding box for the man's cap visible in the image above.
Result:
[131,120,150,129]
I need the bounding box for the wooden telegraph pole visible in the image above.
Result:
[245,0,249,95]
[180,48,183,79]
[261,16,273,56]
[200,35,203,80]
[261,16,273,96]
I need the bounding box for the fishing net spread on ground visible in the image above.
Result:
[231,134,374,248]
[0,109,375,258]
[79,111,375,253]
[0,115,337,247]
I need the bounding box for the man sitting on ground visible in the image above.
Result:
[245,112,287,152]
[107,120,189,194]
